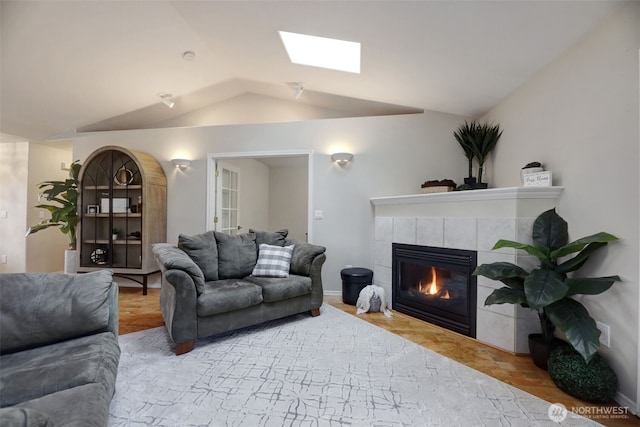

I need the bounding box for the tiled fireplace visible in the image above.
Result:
[371,187,563,354]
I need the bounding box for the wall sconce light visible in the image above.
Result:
[331,152,353,166]
[171,158,191,170]
[158,93,175,108]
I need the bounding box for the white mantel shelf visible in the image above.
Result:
[370,186,564,206]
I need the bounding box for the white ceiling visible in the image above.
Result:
[0,0,622,142]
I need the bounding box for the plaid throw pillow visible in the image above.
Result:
[251,244,295,277]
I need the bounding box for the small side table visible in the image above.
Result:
[341,267,373,305]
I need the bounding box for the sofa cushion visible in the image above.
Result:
[178,231,219,281]
[250,229,288,248]
[0,407,52,427]
[251,244,295,278]
[197,280,263,316]
[245,275,312,303]
[214,232,257,279]
[0,270,113,354]
[0,332,120,407]
[14,382,112,427]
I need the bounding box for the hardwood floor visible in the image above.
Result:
[118,287,638,426]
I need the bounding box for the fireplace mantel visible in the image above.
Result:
[370,186,564,206]
[371,186,564,354]
[370,187,563,218]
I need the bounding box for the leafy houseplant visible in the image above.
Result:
[474,208,620,364]
[453,120,502,187]
[469,122,502,186]
[453,121,477,185]
[26,161,81,250]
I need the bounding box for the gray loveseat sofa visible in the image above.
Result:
[0,270,120,427]
[153,229,326,355]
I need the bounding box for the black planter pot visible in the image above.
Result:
[464,177,477,186]
[528,334,568,370]
[472,182,488,190]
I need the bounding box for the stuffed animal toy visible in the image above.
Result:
[356,285,393,317]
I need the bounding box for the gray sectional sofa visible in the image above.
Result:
[0,270,120,427]
[153,229,326,355]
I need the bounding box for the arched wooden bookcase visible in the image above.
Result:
[78,146,167,294]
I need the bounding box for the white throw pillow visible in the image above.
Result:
[251,244,295,277]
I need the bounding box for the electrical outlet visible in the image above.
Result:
[597,321,610,347]
[314,210,324,220]
[0,210,7,219]
[1,255,7,264]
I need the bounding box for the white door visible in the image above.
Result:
[214,161,241,235]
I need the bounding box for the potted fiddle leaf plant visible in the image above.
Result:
[26,160,81,273]
[453,121,477,186]
[474,208,620,369]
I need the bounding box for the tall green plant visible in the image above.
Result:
[474,209,620,363]
[453,121,477,179]
[26,161,81,249]
[469,122,502,184]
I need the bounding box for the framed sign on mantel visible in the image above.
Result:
[523,171,553,187]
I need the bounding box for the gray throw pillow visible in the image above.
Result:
[249,229,288,247]
[214,232,258,279]
[178,231,219,281]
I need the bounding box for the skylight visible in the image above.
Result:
[279,31,360,74]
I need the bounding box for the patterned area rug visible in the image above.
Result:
[109,305,596,426]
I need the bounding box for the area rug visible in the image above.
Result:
[109,305,596,426]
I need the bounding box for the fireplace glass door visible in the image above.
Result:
[392,244,477,337]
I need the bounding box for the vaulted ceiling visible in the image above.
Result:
[0,0,622,142]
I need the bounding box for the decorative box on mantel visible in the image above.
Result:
[370,187,563,354]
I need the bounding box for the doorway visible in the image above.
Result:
[206,150,313,242]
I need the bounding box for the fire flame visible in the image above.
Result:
[418,267,450,299]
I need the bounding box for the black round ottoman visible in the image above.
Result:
[341,267,373,305]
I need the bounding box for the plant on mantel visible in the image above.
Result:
[474,208,620,363]
[26,161,81,250]
[453,120,502,186]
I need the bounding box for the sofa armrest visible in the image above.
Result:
[153,244,201,345]
[308,252,326,308]
[152,243,205,293]
[286,240,326,277]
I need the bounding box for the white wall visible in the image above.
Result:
[72,111,468,296]
[0,142,71,273]
[268,165,308,241]
[483,2,639,408]
[0,142,29,272]
[26,144,74,272]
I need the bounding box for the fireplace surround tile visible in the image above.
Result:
[444,217,477,250]
[375,217,393,242]
[477,309,515,351]
[374,241,392,267]
[393,217,417,244]
[416,217,444,247]
[477,218,516,253]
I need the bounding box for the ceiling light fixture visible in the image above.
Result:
[158,93,175,108]
[286,82,304,99]
[279,31,361,74]
[182,50,195,61]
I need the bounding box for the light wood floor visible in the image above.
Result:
[118,287,638,426]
